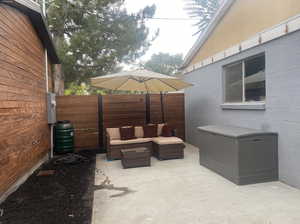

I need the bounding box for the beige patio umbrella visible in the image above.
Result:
[91,69,192,93]
[91,69,192,122]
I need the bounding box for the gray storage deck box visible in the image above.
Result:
[197,125,278,185]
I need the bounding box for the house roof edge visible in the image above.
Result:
[181,0,235,69]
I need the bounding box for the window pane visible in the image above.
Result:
[225,63,243,102]
[245,55,265,102]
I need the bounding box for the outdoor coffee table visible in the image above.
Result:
[121,147,151,168]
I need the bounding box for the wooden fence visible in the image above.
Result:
[56,96,99,150]
[56,93,185,152]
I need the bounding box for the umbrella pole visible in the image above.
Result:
[146,93,150,124]
[160,92,165,123]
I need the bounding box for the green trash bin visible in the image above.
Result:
[54,120,74,154]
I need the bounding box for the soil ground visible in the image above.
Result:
[0,150,97,224]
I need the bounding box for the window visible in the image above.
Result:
[224,54,265,103]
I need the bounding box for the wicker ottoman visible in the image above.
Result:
[152,137,185,160]
[121,147,151,168]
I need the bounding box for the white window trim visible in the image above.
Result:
[221,102,266,110]
[222,55,266,110]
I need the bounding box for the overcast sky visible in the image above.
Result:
[124,0,198,61]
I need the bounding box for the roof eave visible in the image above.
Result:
[0,0,60,64]
[181,0,235,69]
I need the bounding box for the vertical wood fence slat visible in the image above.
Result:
[98,95,104,152]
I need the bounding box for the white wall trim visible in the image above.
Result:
[183,13,300,75]
[0,153,49,204]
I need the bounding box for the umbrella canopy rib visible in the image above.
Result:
[131,76,153,83]
[114,78,130,91]
[92,77,125,86]
[158,79,179,91]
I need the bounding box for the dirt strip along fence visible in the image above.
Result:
[56,93,185,152]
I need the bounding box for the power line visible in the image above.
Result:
[145,17,198,21]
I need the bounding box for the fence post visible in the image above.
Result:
[160,92,165,123]
[98,94,105,153]
[146,93,150,124]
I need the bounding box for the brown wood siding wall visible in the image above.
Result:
[48,58,53,92]
[56,96,99,150]
[0,4,51,196]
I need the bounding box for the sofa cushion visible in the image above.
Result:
[157,123,165,136]
[161,125,173,137]
[152,137,183,145]
[143,124,158,138]
[134,126,144,138]
[110,138,152,145]
[120,126,136,140]
[107,128,120,140]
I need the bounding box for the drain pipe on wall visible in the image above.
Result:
[45,50,54,159]
[42,0,54,159]
[45,51,55,159]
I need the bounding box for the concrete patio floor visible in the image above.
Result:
[92,144,300,224]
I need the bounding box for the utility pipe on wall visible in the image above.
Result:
[42,0,49,92]
[42,0,54,159]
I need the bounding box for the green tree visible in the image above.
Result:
[185,0,220,35]
[46,0,158,87]
[142,53,183,75]
[64,83,90,95]
[64,82,109,95]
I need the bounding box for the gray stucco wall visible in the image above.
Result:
[183,30,300,188]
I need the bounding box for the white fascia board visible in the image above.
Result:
[224,44,240,57]
[212,51,226,63]
[202,57,213,67]
[288,15,300,33]
[194,61,203,70]
[261,23,287,43]
[241,35,260,51]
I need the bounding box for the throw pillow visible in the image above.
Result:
[134,126,144,138]
[120,126,136,140]
[161,125,173,137]
[143,124,158,138]
[157,123,165,136]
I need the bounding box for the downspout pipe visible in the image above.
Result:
[42,0,54,159]
[43,0,48,91]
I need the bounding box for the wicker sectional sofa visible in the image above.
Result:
[106,125,185,160]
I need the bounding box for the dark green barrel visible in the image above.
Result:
[54,120,74,154]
